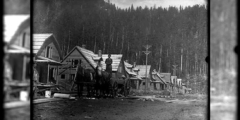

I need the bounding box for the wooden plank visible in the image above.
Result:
[4,101,30,109]
[47,64,49,83]
[33,98,66,104]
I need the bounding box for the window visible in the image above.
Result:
[46,46,50,58]
[73,59,79,67]
[45,46,52,58]
[71,74,75,80]
[61,74,65,79]
[22,32,26,48]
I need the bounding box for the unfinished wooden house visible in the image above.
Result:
[33,33,63,83]
[4,15,30,102]
[58,45,98,81]
[5,16,30,81]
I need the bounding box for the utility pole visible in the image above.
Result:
[143,45,151,92]
[172,65,178,92]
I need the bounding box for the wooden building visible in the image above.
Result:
[159,73,172,91]
[132,65,151,90]
[33,33,63,83]
[4,15,30,102]
[58,47,128,90]
[151,70,167,90]
[5,16,30,81]
[58,45,98,81]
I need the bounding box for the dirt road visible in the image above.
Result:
[34,95,207,120]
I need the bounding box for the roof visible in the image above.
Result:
[33,33,63,60]
[4,15,30,43]
[6,45,30,54]
[151,71,167,84]
[33,33,52,54]
[62,46,98,70]
[76,46,98,68]
[124,61,133,68]
[59,68,77,75]
[134,65,151,78]
[35,56,63,65]
[124,62,137,76]
[93,54,123,72]
[159,73,171,83]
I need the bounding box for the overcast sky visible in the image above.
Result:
[105,0,206,9]
[4,15,29,42]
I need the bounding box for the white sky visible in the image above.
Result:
[4,15,29,43]
[105,0,206,9]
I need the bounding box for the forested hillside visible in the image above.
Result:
[34,0,207,85]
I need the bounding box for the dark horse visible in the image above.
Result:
[95,65,115,98]
[75,65,95,97]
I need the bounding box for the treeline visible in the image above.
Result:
[34,0,207,80]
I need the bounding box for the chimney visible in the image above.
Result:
[98,50,102,57]
[82,44,86,49]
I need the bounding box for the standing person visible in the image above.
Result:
[105,54,113,78]
[95,58,103,97]
[33,62,39,84]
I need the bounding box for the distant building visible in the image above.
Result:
[151,70,167,90]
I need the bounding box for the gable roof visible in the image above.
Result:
[124,61,133,68]
[135,65,151,78]
[33,33,63,60]
[61,46,98,70]
[124,61,136,76]
[151,71,167,84]
[159,73,171,83]
[4,15,30,43]
[93,54,123,72]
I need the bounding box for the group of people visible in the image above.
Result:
[74,54,113,96]
[76,54,113,78]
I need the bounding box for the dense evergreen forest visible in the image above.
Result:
[34,0,207,92]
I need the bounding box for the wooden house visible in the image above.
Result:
[33,33,63,83]
[5,16,30,81]
[58,45,98,81]
[151,70,167,90]
[159,73,171,91]
[133,65,151,90]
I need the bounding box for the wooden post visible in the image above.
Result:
[47,64,49,84]
[22,56,26,81]
[56,66,59,85]
[136,80,139,90]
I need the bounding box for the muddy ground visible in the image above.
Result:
[5,105,30,120]
[33,94,207,120]
[210,95,236,120]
